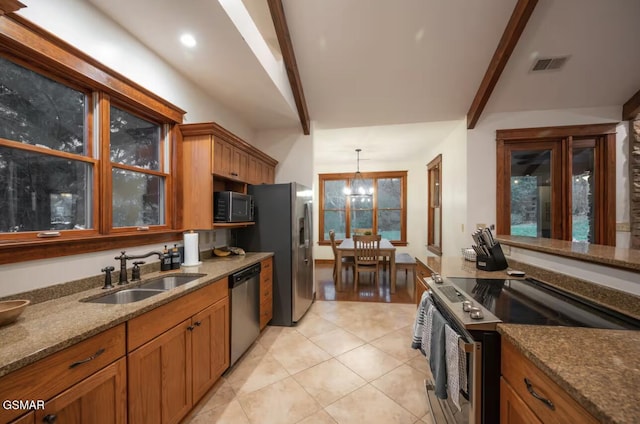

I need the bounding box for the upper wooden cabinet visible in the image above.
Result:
[179,122,277,229]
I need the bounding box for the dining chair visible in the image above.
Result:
[353,234,382,291]
[329,230,354,284]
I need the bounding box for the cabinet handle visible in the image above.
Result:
[69,348,105,369]
[524,378,555,410]
[194,321,202,327]
[43,414,57,423]
[187,325,195,331]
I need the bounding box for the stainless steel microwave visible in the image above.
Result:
[214,191,254,222]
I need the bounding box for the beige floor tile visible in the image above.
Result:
[371,364,430,417]
[269,336,332,374]
[310,328,365,356]
[293,358,366,407]
[186,399,250,424]
[225,352,290,395]
[336,344,403,381]
[405,355,431,376]
[338,319,398,342]
[421,413,435,423]
[370,326,421,361]
[238,377,320,424]
[295,312,339,338]
[258,325,301,350]
[297,409,338,424]
[190,378,236,416]
[325,384,417,424]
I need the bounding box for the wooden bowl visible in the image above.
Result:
[0,299,30,327]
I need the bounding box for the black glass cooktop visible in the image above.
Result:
[446,277,640,330]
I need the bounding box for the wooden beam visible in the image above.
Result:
[466,0,538,129]
[267,0,311,135]
[623,88,640,120]
[0,0,25,15]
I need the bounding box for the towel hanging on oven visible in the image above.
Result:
[412,291,433,353]
[430,307,448,399]
[445,325,462,410]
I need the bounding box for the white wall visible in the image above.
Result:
[466,105,630,247]
[311,120,467,261]
[254,126,314,188]
[0,0,254,297]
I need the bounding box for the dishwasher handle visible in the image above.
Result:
[229,263,262,288]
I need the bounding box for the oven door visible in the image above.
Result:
[424,294,482,424]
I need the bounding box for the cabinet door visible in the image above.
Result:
[9,412,34,424]
[35,358,127,424]
[500,378,543,424]
[232,148,249,181]
[415,263,429,305]
[248,156,260,184]
[265,164,275,184]
[128,320,192,424]
[181,133,214,229]
[213,138,232,178]
[191,297,230,402]
[259,258,273,329]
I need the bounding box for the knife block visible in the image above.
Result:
[476,243,508,271]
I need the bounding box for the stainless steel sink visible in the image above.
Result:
[139,274,204,290]
[86,288,166,304]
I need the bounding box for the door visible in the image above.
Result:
[36,359,127,424]
[128,320,192,424]
[192,297,230,402]
[293,183,314,322]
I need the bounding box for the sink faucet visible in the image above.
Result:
[115,250,163,285]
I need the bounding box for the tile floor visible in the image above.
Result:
[183,300,434,424]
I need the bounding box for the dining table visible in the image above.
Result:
[336,238,397,293]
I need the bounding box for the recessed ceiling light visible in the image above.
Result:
[180,33,197,48]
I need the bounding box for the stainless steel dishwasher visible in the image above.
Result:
[229,263,261,366]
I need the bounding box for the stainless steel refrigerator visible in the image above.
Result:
[236,182,314,326]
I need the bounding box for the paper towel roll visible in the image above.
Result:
[183,231,201,266]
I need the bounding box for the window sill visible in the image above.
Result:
[0,230,183,265]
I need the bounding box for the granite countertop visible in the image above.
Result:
[0,252,272,378]
[499,324,640,424]
[415,255,515,279]
[496,235,640,272]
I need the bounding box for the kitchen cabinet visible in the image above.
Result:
[179,122,277,229]
[0,324,126,424]
[36,358,127,424]
[259,257,273,329]
[501,338,598,424]
[127,278,229,424]
[9,412,34,424]
[415,261,430,306]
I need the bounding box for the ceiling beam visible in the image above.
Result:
[466,0,538,129]
[623,88,640,120]
[267,0,310,135]
[0,0,26,15]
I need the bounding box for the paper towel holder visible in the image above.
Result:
[182,230,203,267]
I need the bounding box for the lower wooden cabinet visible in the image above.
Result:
[127,279,230,424]
[35,358,127,424]
[415,261,430,305]
[259,257,273,329]
[501,338,598,424]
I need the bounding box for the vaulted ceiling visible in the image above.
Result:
[86,0,640,133]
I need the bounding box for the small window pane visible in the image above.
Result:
[510,150,552,238]
[324,210,345,239]
[350,209,372,230]
[377,178,401,208]
[324,180,346,209]
[110,106,160,170]
[112,169,164,227]
[0,146,91,232]
[378,210,400,240]
[0,57,86,155]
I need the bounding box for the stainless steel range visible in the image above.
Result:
[417,273,640,424]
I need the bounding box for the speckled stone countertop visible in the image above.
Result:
[499,325,640,424]
[415,255,515,279]
[0,252,272,378]
[497,235,640,272]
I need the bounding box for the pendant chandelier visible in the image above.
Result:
[344,148,373,199]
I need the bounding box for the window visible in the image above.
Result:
[496,124,616,245]
[427,155,442,255]
[319,171,407,244]
[0,15,184,264]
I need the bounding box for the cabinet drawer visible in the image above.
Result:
[260,257,272,274]
[128,278,227,351]
[0,324,125,423]
[260,297,272,329]
[501,339,598,424]
[260,276,272,300]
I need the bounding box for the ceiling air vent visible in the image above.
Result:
[530,56,569,72]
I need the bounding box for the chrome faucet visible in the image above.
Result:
[115,250,163,285]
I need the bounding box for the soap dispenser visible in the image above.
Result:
[171,244,181,270]
[161,245,172,271]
